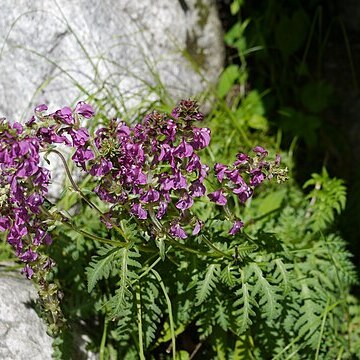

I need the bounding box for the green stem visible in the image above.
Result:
[151,269,176,360]
[165,237,225,258]
[136,284,146,360]
[99,317,108,360]
[201,235,232,259]
[47,149,129,242]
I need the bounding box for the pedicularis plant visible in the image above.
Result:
[0,100,358,359]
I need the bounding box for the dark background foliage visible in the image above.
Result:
[216,0,360,278]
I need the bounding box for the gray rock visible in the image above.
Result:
[0,270,53,360]
[0,0,224,122]
[0,267,99,359]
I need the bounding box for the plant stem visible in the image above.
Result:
[151,269,176,360]
[47,148,129,242]
[99,317,108,360]
[135,284,146,360]
[201,235,232,259]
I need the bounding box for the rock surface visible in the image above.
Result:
[0,0,224,122]
[0,267,99,359]
[0,269,53,360]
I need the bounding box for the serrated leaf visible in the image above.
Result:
[196,264,220,305]
[233,282,255,334]
[86,246,123,292]
[250,263,281,320]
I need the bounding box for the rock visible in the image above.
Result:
[0,0,224,122]
[0,266,99,359]
[0,269,53,360]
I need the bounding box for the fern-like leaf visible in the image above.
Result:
[86,245,124,292]
[250,263,281,320]
[303,168,346,231]
[233,267,256,334]
[196,264,220,305]
[105,248,141,318]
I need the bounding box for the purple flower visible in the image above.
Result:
[8,221,27,243]
[72,146,95,169]
[22,264,34,279]
[131,203,148,220]
[54,106,74,125]
[234,153,250,166]
[175,193,194,210]
[199,164,209,182]
[70,127,90,147]
[250,169,266,186]
[27,193,44,213]
[20,248,38,262]
[208,189,227,206]
[33,228,52,246]
[159,175,175,191]
[225,169,244,185]
[170,223,187,239]
[162,120,177,142]
[233,184,253,203]
[191,127,211,150]
[25,116,36,127]
[214,163,227,182]
[275,154,281,166]
[156,201,168,219]
[171,100,204,122]
[117,122,131,138]
[186,153,201,172]
[12,122,23,134]
[141,188,160,203]
[253,146,268,157]
[90,158,113,176]
[35,104,48,112]
[37,127,71,145]
[158,144,175,167]
[94,184,118,203]
[229,220,244,235]
[189,180,206,197]
[0,217,10,232]
[16,159,38,178]
[33,168,51,193]
[125,143,145,163]
[127,166,147,185]
[172,171,187,190]
[74,101,94,118]
[174,139,193,158]
[192,220,203,235]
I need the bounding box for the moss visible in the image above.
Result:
[185,30,206,69]
[195,0,210,30]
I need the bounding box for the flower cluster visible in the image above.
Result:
[0,119,51,278]
[28,102,95,169]
[89,100,211,239]
[208,146,287,234]
[0,99,287,276]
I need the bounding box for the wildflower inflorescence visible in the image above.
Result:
[0,99,287,278]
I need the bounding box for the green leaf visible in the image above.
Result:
[250,263,281,320]
[233,282,255,334]
[196,264,220,305]
[86,245,123,292]
[217,65,240,98]
[258,189,286,215]
[247,114,269,131]
[230,0,244,15]
[104,248,141,317]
